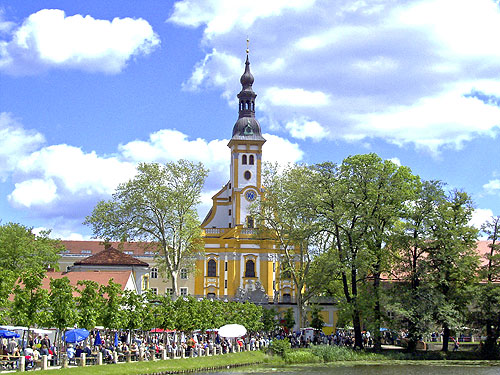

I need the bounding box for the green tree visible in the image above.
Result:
[121,290,145,331]
[85,160,208,297]
[76,280,104,330]
[252,163,322,328]
[390,180,445,352]
[11,269,49,336]
[474,216,500,358]
[427,190,479,352]
[262,307,278,333]
[99,279,123,329]
[48,277,76,360]
[314,154,415,349]
[0,223,61,312]
[309,305,325,331]
[282,308,295,332]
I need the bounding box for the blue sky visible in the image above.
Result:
[1,0,499,239]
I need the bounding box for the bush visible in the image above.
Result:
[284,350,321,364]
[311,345,387,362]
[269,338,291,357]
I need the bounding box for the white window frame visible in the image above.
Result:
[180,287,188,296]
[150,267,158,279]
[180,268,188,280]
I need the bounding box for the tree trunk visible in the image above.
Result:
[441,324,450,352]
[372,266,382,351]
[171,270,178,299]
[483,321,499,358]
[351,266,363,349]
[297,292,304,329]
[353,304,363,349]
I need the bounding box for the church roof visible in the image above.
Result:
[73,245,149,267]
[231,54,265,143]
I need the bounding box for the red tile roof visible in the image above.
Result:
[73,246,149,267]
[38,271,134,297]
[61,240,156,256]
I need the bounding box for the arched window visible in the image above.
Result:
[207,292,216,299]
[283,293,291,303]
[207,259,217,277]
[242,155,247,165]
[245,260,255,277]
[249,155,254,165]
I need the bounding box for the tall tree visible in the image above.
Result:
[85,160,208,297]
[99,279,123,330]
[390,180,445,352]
[76,280,104,330]
[427,190,479,352]
[48,277,76,361]
[314,154,416,348]
[474,216,500,358]
[0,223,61,313]
[11,269,49,337]
[252,163,322,328]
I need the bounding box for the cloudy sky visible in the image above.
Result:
[1,0,499,239]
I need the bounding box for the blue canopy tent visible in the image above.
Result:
[65,328,89,343]
[0,329,20,338]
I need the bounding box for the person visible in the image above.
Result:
[453,338,460,351]
[66,344,75,364]
[7,337,17,355]
[40,334,51,349]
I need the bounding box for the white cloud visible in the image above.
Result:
[262,133,304,165]
[353,87,500,154]
[168,0,316,38]
[6,122,304,219]
[263,87,330,108]
[0,9,159,75]
[484,179,500,194]
[172,0,500,153]
[388,157,401,166]
[470,208,494,233]
[9,179,57,207]
[182,49,241,101]
[9,144,137,210]
[285,118,328,141]
[33,226,92,241]
[0,112,45,181]
[119,129,229,177]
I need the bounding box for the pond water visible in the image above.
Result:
[201,364,500,375]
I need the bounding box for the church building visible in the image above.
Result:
[195,51,337,332]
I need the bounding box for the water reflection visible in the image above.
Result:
[200,364,500,375]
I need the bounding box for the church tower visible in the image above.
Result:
[228,53,266,228]
[197,50,277,303]
[195,49,337,333]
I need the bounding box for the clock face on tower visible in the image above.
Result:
[245,190,257,201]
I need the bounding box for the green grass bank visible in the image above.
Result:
[35,351,267,375]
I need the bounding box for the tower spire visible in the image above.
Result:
[230,44,265,142]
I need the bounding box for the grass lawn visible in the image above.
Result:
[35,351,268,375]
